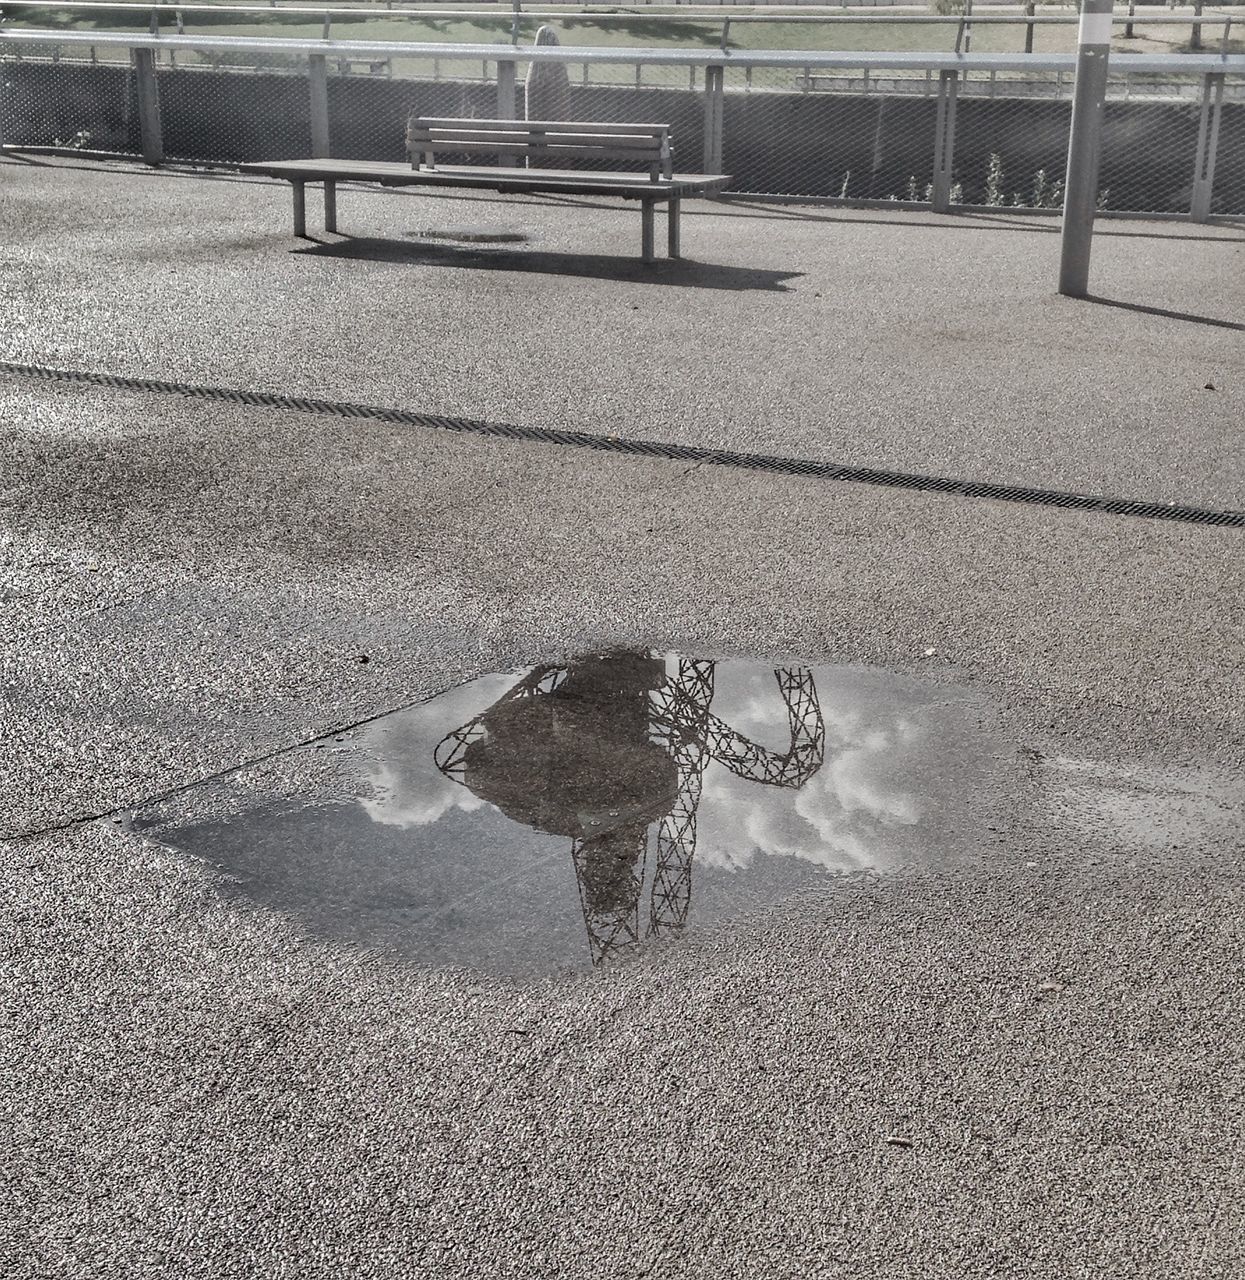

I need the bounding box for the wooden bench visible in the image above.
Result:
[239,117,730,263]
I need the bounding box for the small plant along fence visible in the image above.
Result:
[1,20,1242,218]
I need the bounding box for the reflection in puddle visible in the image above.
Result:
[409,226,531,245]
[131,650,999,975]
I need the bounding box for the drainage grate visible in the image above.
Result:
[3,359,1242,530]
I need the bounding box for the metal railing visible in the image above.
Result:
[2,24,1242,218]
[3,1,1243,56]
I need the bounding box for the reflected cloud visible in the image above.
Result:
[695,697,924,876]
[360,673,520,829]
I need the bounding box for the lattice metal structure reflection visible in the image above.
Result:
[646,658,714,942]
[434,651,825,967]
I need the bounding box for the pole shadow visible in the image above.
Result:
[1084,295,1245,333]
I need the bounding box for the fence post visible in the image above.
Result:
[1191,0,1203,52]
[703,63,724,175]
[309,54,330,157]
[495,58,519,164]
[1189,71,1224,221]
[497,58,517,119]
[1025,1,1035,54]
[931,69,959,212]
[133,47,164,165]
[1124,0,1135,39]
[1059,0,1114,298]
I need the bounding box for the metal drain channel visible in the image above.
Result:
[3,359,1242,529]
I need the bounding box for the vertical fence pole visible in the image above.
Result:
[1058,0,1114,298]
[309,53,330,157]
[1189,71,1224,221]
[703,63,724,175]
[497,57,517,119]
[496,59,518,165]
[1025,1,1035,54]
[931,69,958,212]
[133,47,164,165]
[1124,0,1135,39]
[1191,0,1203,52]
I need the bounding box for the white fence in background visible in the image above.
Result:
[1,24,1243,218]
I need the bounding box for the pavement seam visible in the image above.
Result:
[4,668,472,844]
[3,360,1242,530]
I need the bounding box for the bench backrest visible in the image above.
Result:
[405,117,674,181]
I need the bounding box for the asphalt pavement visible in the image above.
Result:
[2,154,1243,1279]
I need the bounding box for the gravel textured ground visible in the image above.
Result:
[2,154,1243,1279]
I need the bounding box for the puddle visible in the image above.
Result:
[1040,755,1242,850]
[130,650,1005,976]
[408,226,530,245]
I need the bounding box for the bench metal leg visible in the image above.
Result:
[292,180,307,238]
[667,197,681,259]
[641,198,655,264]
[324,179,337,234]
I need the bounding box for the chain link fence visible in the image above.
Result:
[2,32,1242,218]
[0,41,137,150]
[722,64,939,200]
[1213,104,1245,217]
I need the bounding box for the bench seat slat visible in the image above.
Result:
[407,114,673,180]
[425,164,720,190]
[408,122,669,166]
[409,130,666,151]
[414,117,672,136]
[240,159,728,199]
[411,141,669,162]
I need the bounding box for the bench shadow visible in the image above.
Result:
[293,235,802,292]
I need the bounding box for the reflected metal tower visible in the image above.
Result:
[435,651,825,966]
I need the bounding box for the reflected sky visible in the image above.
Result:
[131,651,1000,976]
[362,658,929,876]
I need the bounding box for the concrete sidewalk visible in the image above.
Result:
[2,155,1243,1280]
[3,154,1243,506]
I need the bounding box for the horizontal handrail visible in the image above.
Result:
[4,25,1245,70]
[0,0,1240,24]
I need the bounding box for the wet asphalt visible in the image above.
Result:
[2,155,1244,1278]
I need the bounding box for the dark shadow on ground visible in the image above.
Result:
[1083,295,1245,332]
[716,200,1245,244]
[293,236,802,291]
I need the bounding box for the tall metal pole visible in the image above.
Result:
[1058,0,1114,298]
[133,47,164,166]
[702,64,724,176]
